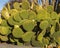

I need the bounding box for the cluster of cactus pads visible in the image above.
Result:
[0,0,60,47]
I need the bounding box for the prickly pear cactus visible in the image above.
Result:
[0,0,60,48]
[22,31,35,42]
[13,2,21,10]
[22,20,36,31]
[12,25,24,38]
[21,1,30,10]
[0,35,8,41]
[20,10,29,19]
[39,20,50,29]
[0,26,11,35]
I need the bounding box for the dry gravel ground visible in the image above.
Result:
[0,43,41,48]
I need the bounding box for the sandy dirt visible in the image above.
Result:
[0,43,41,48]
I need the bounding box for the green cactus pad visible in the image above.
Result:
[0,20,8,26]
[42,37,49,46]
[22,1,30,10]
[52,31,60,38]
[17,41,23,46]
[39,20,49,29]
[10,38,15,42]
[31,36,44,47]
[37,9,50,21]
[0,18,2,24]
[13,12,21,22]
[9,9,18,16]
[52,31,60,45]
[20,10,29,19]
[56,37,60,45]
[7,3,11,12]
[8,16,20,25]
[22,20,36,31]
[47,5,53,13]
[14,39,23,46]
[37,29,46,42]
[13,2,21,10]
[22,31,35,42]
[0,35,8,41]
[28,10,36,20]
[12,27,24,38]
[50,12,58,19]
[1,7,10,20]
[51,20,57,26]
[50,26,55,35]
[0,26,11,35]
